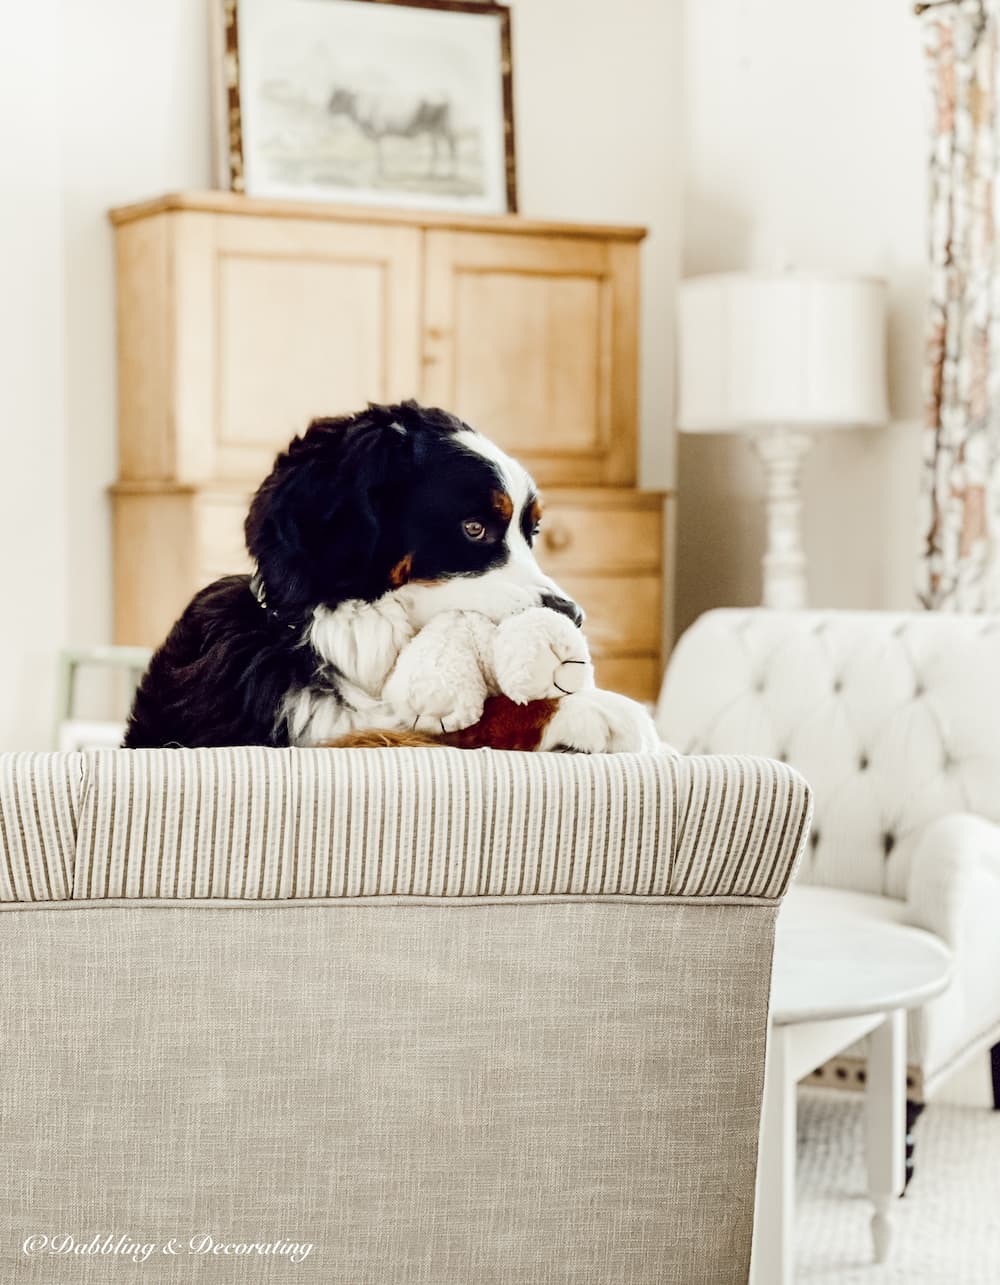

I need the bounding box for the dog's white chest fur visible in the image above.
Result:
[280,597,415,744]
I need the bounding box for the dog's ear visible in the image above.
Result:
[245,408,410,618]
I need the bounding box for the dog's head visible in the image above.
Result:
[244,401,582,629]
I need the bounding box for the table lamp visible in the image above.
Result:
[677,271,889,609]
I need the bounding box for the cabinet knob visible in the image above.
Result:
[543,523,572,553]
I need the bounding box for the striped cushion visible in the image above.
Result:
[0,753,82,903]
[0,748,810,906]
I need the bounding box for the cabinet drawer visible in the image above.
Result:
[559,574,662,655]
[594,655,662,704]
[538,496,661,575]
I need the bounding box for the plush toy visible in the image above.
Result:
[382,606,594,733]
[325,605,663,753]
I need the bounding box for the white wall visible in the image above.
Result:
[0,0,214,750]
[676,0,927,637]
[0,0,682,750]
[0,3,69,750]
[60,1,215,665]
[513,0,681,492]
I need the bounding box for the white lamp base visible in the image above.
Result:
[752,427,813,610]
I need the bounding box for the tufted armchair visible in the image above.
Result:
[657,608,1000,1115]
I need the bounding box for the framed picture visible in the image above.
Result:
[215,0,517,214]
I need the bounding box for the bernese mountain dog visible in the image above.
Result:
[123,401,658,753]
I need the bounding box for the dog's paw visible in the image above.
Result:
[493,607,595,704]
[539,688,661,754]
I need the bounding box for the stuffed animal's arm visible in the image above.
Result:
[382,611,496,732]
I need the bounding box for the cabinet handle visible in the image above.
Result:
[426,326,451,341]
[543,524,572,552]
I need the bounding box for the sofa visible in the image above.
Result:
[657,608,1000,1110]
[0,745,810,1284]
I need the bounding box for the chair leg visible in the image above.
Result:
[991,1042,1000,1110]
[903,1100,925,1193]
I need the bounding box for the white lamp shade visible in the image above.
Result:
[677,272,889,432]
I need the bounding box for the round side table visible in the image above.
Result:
[751,885,953,1285]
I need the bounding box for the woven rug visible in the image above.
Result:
[797,1090,1000,1283]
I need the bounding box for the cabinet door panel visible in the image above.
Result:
[422,231,637,486]
[450,270,605,458]
[173,214,421,483]
[217,256,387,450]
[537,500,661,576]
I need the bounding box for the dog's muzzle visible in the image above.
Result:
[540,592,585,629]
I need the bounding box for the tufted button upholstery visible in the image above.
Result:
[657,609,1000,900]
[657,609,1000,1092]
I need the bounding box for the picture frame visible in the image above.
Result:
[214,0,517,214]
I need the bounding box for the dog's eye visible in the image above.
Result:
[462,519,488,542]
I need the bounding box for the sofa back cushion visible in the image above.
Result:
[657,608,1000,897]
[1,746,809,906]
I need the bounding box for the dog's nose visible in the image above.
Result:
[540,592,585,628]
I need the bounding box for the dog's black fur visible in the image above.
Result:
[123,401,577,749]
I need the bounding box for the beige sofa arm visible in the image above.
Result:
[906,812,1000,948]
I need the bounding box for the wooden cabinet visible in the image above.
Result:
[109,192,667,701]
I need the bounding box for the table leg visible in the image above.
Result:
[752,1027,796,1285]
[865,1008,906,1263]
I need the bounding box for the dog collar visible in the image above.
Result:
[249,572,299,632]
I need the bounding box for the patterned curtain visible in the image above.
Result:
[919,0,1000,609]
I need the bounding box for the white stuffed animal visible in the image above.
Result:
[379,605,663,753]
[383,606,594,733]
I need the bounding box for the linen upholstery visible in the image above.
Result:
[0,747,811,1284]
[657,608,1000,1094]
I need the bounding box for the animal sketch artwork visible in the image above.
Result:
[234,0,513,211]
[327,88,458,180]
